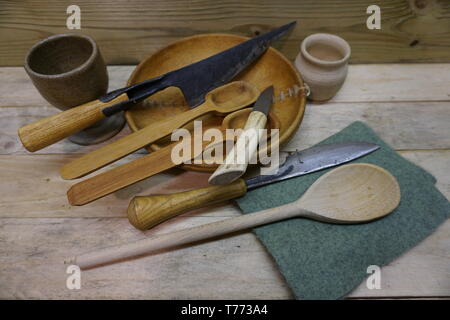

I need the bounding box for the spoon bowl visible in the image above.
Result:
[222,107,281,130]
[208,82,260,114]
[298,163,401,223]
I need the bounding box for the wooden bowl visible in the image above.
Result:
[125,33,306,172]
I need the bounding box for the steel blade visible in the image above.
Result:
[127,22,296,107]
[245,142,380,189]
[253,86,274,115]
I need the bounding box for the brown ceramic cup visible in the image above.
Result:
[295,33,351,101]
[24,34,125,145]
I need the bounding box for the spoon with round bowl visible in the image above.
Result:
[67,163,401,269]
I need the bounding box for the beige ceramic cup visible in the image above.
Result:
[24,34,125,145]
[295,33,351,101]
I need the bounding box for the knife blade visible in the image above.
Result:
[208,86,274,185]
[18,21,296,152]
[102,22,296,112]
[127,141,380,230]
[246,141,380,189]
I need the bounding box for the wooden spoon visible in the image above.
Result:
[66,163,400,269]
[60,81,259,180]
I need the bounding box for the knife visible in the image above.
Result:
[127,141,380,230]
[18,22,296,152]
[208,86,274,185]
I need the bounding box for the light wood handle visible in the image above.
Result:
[208,110,267,185]
[18,94,128,152]
[127,179,247,230]
[68,201,303,269]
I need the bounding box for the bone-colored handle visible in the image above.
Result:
[18,94,128,152]
[208,110,267,185]
[127,179,247,230]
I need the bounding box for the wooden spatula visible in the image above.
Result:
[60,81,259,180]
[66,131,225,206]
[66,163,400,270]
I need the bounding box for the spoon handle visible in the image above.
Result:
[68,201,304,270]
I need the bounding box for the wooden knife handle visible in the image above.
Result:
[127,179,247,230]
[17,94,128,152]
[208,110,267,185]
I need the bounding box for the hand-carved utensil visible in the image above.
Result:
[66,163,400,270]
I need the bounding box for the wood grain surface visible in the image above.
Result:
[0,0,449,66]
[0,63,449,299]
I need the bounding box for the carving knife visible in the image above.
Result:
[208,85,274,185]
[127,141,380,230]
[18,21,296,152]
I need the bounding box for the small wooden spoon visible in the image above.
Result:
[66,163,400,269]
[61,81,259,180]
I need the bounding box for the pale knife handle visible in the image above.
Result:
[127,179,247,230]
[67,201,301,270]
[208,110,267,185]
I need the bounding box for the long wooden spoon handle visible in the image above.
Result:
[68,201,301,269]
[127,179,247,230]
[18,94,128,152]
[208,110,267,185]
[60,101,212,180]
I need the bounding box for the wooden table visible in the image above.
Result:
[0,63,449,299]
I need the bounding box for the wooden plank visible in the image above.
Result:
[285,101,450,151]
[0,153,237,218]
[0,66,131,108]
[0,0,449,66]
[1,150,448,219]
[1,63,449,155]
[330,64,450,103]
[0,216,291,299]
[0,150,448,299]
[0,60,448,299]
[0,216,448,299]
[1,64,449,107]
[2,101,449,155]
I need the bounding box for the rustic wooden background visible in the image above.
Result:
[0,0,449,66]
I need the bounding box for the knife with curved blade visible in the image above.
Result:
[18,21,296,152]
[127,141,380,230]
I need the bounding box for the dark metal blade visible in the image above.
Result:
[253,86,274,115]
[245,142,380,190]
[126,22,296,107]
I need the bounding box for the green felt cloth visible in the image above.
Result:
[236,121,450,300]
